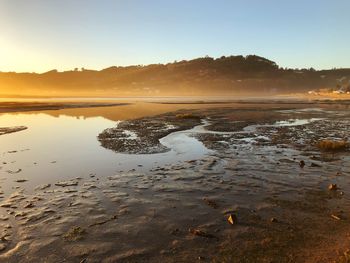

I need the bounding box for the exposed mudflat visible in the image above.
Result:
[1,101,350,262]
[98,112,202,154]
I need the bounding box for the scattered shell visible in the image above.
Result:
[331,214,341,220]
[227,214,237,225]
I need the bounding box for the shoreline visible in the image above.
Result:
[0,102,130,114]
[1,96,350,115]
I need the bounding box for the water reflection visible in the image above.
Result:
[0,104,213,196]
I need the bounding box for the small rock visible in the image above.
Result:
[189,228,215,238]
[299,160,305,168]
[15,179,27,183]
[270,217,278,223]
[328,184,338,191]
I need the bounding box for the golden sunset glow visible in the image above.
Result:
[0,2,350,262]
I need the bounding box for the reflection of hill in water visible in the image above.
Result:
[26,102,232,121]
[3,99,350,122]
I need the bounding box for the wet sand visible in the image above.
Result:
[0,101,350,262]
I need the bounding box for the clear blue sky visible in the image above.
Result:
[0,0,349,72]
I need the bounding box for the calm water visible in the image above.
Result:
[0,103,212,196]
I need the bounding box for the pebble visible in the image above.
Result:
[328,184,338,191]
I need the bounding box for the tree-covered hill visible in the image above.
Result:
[0,55,349,97]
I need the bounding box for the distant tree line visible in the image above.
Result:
[0,55,349,97]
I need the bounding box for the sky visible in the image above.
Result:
[0,0,349,73]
